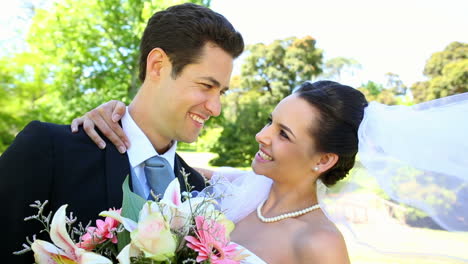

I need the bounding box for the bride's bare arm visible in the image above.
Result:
[194,167,214,180]
[70,100,129,153]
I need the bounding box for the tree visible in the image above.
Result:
[357,72,412,105]
[411,42,467,103]
[0,0,208,152]
[241,36,323,102]
[357,80,398,105]
[358,81,391,104]
[0,58,21,151]
[210,90,269,167]
[210,36,323,166]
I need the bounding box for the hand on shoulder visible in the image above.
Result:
[70,100,129,153]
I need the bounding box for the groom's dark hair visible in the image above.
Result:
[138,3,244,82]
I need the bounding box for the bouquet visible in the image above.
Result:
[18,170,246,264]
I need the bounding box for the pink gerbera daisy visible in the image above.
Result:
[185,216,241,264]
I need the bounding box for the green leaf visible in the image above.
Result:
[118,175,146,251]
[122,175,146,220]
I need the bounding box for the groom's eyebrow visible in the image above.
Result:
[200,76,229,92]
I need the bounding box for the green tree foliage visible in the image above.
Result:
[0,58,21,151]
[210,36,323,166]
[209,91,269,167]
[241,36,323,102]
[0,0,207,153]
[411,42,468,103]
[358,80,399,105]
[358,73,409,105]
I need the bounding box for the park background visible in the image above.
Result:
[0,0,467,263]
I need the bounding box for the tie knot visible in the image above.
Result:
[145,156,170,168]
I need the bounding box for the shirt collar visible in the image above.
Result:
[122,107,177,169]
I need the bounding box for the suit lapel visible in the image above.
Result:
[105,145,130,208]
[174,153,206,193]
[174,156,189,193]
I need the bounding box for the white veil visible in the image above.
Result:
[320,92,468,262]
[202,92,468,261]
[357,92,468,232]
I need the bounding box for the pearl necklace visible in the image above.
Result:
[256,200,321,223]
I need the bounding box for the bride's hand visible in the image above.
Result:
[70,100,130,153]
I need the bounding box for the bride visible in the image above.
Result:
[209,80,362,263]
[73,80,468,263]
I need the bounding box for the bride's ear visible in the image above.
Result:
[313,153,339,173]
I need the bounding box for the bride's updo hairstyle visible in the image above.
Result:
[294,81,368,186]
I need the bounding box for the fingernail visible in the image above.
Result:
[98,142,106,149]
[118,146,126,154]
[71,127,77,132]
[112,114,120,122]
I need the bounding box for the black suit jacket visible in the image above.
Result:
[0,120,206,264]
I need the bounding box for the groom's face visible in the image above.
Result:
[155,43,233,143]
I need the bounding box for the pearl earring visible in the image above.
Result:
[314,166,319,171]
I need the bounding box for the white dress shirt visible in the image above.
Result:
[121,107,177,199]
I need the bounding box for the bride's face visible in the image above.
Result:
[252,94,321,184]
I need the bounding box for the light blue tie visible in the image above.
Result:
[144,156,175,200]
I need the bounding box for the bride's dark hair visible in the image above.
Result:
[295,81,368,186]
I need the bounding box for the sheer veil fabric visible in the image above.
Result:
[357,92,468,232]
[325,92,468,262]
[202,92,468,262]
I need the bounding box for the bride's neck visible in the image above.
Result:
[263,181,319,214]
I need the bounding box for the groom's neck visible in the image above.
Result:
[128,102,173,154]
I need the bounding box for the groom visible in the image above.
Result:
[0,3,244,263]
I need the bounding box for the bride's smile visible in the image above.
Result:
[252,94,324,186]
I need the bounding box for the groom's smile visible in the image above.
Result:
[156,42,234,144]
[188,113,208,127]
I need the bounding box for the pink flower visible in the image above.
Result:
[185,216,241,264]
[77,208,121,250]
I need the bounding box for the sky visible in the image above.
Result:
[1,0,467,87]
[211,0,468,87]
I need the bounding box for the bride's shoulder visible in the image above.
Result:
[293,219,350,264]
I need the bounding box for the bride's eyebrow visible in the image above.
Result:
[270,114,296,139]
[279,123,296,139]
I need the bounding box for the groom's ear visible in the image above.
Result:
[146,48,170,81]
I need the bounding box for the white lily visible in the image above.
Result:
[159,178,217,230]
[116,243,140,264]
[31,205,112,264]
[99,201,163,233]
